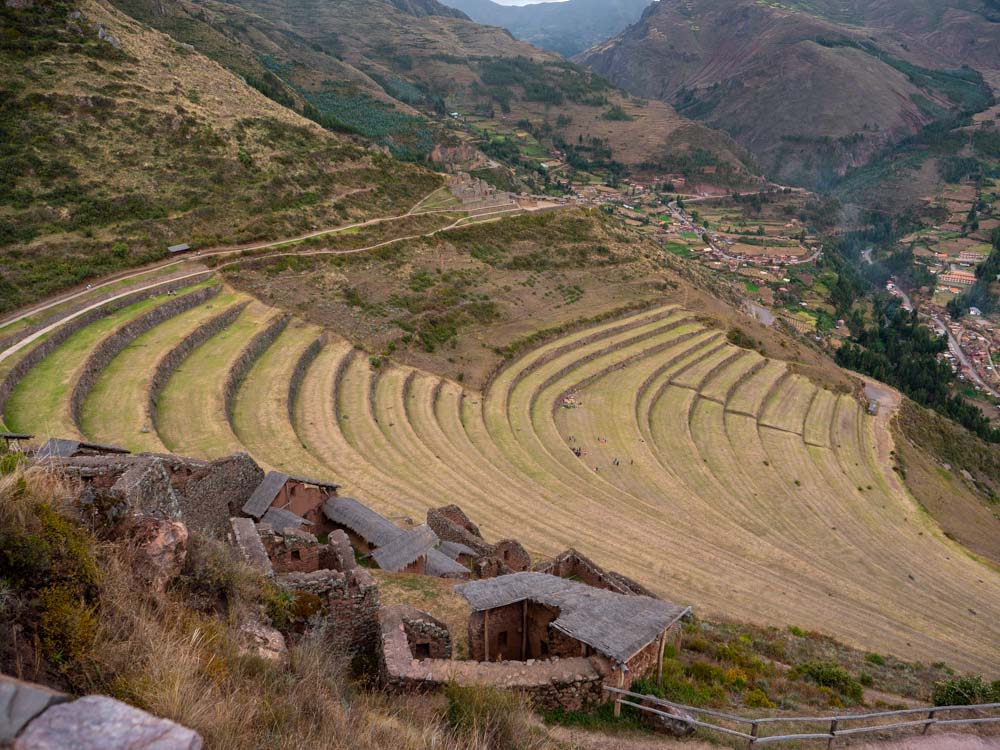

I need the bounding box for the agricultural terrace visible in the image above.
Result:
[2,282,999,674]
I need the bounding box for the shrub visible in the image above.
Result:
[864,652,886,666]
[932,675,1000,706]
[793,661,864,704]
[38,584,97,664]
[745,687,776,709]
[445,683,538,750]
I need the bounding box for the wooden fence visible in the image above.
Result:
[605,686,1000,748]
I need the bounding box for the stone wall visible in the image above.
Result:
[223,315,290,429]
[493,539,531,573]
[69,285,220,431]
[49,451,263,537]
[382,605,452,660]
[147,302,248,431]
[177,452,264,536]
[286,337,323,423]
[379,609,609,712]
[534,548,656,598]
[277,568,380,656]
[0,275,214,419]
[258,525,324,574]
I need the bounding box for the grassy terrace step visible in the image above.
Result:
[231,320,332,478]
[156,300,275,459]
[3,288,198,438]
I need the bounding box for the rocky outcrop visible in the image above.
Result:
[127,517,189,593]
[639,698,695,737]
[14,695,201,750]
[1,676,201,750]
[0,676,67,744]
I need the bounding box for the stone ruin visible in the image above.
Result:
[533,548,656,598]
[427,504,531,579]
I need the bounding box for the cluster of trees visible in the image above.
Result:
[837,300,1000,442]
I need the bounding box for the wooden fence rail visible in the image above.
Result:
[604,687,1000,748]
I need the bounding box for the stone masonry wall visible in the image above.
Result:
[379,607,609,712]
[286,337,323,423]
[0,275,214,419]
[69,285,220,431]
[278,568,380,657]
[147,302,248,430]
[222,315,290,429]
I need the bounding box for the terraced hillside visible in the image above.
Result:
[2,282,999,673]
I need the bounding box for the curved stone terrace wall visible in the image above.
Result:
[223,315,290,428]
[0,276,215,420]
[146,302,248,431]
[69,285,221,431]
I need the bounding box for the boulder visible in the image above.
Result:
[128,517,188,593]
[0,675,68,744]
[639,697,695,738]
[14,695,202,750]
[239,620,286,662]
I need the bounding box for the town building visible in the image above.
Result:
[241,470,339,531]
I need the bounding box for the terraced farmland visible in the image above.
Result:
[2,282,999,672]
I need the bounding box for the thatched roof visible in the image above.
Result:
[323,497,402,547]
[371,524,438,572]
[439,540,477,560]
[261,507,312,532]
[243,471,338,518]
[456,573,689,664]
[35,438,129,459]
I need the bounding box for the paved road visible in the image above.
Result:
[930,314,1000,398]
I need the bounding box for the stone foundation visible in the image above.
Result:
[278,568,380,656]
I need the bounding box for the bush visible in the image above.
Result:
[445,683,538,750]
[932,675,1000,706]
[865,652,886,666]
[794,661,864,704]
[745,687,776,709]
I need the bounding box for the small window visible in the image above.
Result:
[497,631,508,649]
[540,641,549,657]
[502,549,510,562]
[291,549,302,561]
[414,643,431,660]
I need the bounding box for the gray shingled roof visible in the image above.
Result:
[35,438,129,459]
[439,540,477,560]
[323,497,402,547]
[261,507,312,532]
[371,525,438,572]
[425,548,471,577]
[243,471,339,518]
[456,572,690,664]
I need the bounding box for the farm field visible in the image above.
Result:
[3,282,999,673]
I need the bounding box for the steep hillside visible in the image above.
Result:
[121,0,752,178]
[0,0,438,314]
[438,0,652,57]
[579,0,996,189]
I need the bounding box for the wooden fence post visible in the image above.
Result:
[613,672,625,718]
[923,710,936,735]
[827,718,838,749]
[745,720,759,749]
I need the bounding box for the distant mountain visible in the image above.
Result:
[389,0,469,19]
[111,0,752,177]
[439,0,652,57]
[579,0,998,190]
